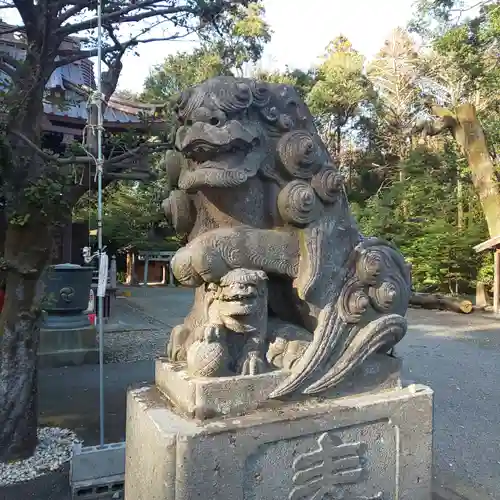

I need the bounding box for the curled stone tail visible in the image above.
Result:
[303,314,407,395]
[268,303,340,399]
[270,238,411,400]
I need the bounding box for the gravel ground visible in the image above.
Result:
[103,298,169,364]
[0,428,80,487]
[103,327,168,363]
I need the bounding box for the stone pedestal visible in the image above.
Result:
[125,356,433,500]
[39,325,98,368]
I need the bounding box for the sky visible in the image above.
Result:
[117,0,417,92]
[1,0,418,92]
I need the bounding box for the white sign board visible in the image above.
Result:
[97,253,109,298]
[85,288,95,313]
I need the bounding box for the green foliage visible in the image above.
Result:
[4,0,497,298]
[75,180,179,253]
[142,1,270,104]
[255,68,316,100]
[307,36,374,154]
[356,148,489,292]
[141,3,270,139]
[205,2,271,71]
[142,48,231,103]
[252,21,496,294]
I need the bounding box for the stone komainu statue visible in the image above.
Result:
[162,76,411,398]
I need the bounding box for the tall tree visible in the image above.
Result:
[367,28,422,163]
[307,35,374,156]
[200,1,270,74]
[412,2,500,236]
[0,0,266,462]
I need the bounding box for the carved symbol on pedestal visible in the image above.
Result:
[289,432,382,500]
[60,287,75,303]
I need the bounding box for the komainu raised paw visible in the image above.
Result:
[203,323,224,343]
[166,324,191,361]
[238,351,267,376]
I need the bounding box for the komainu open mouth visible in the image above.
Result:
[183,138,254,164]
[175,120,261,191]
[219,289,258,317]
[223,293,256,302]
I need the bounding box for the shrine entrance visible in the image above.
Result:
[126,250,177,286]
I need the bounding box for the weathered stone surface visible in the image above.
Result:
[125,383,433,500]
[155,353,402,420]
[126,77,430,500]
[162,76,413,399]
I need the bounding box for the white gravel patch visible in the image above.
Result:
[0,427,81,486]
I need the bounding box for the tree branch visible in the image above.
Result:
[0,52,21,71]
[12,0,36,35]
[412,116,456,140]
[56,0,98,26]
[10,129,171,167]
[0,257,38,276]
[0,58,17,80]
[56,2,197,37]
[54,28,193,68]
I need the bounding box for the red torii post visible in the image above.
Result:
[474,235,500,315]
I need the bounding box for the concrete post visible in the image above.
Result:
[110,255,117,289]
[169,259,175,287]
[143,255,149,287]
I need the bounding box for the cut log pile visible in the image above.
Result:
[409,292,473,314]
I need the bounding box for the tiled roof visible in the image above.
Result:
[0,25,161,125]
[43,98,145,124]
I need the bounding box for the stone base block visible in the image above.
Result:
[39,325,98,368]
[125,383,433,500]
[70,442,125,499]
[155,353,402,419]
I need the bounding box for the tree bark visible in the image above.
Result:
[452,104,500,237]
[0,222,51,461]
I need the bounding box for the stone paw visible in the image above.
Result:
[239,351,267,376]
[203,324,224,343]
[167,324,191,361]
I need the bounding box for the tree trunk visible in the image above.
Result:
[453,104,500,237]
[0,222,51,461]
[409,292,473,314]
[457,172,463,230]
[0,10,65,461]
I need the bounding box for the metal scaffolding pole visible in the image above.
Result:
[96,0,105,447]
